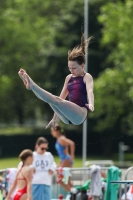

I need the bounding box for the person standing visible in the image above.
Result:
[32,137,56,200]
[51,124,75,191]
[5,149,34,200]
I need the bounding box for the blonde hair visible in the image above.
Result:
[68,33,93,65]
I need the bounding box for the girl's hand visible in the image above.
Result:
[45,118,56,129]
[85,104,94,112]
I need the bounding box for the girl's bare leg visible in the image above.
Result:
[59,181,71,192]
[60,160,72,168]
[22,81,70,124]
[20,194,27,200]
[59,160,73,192]
[50,104,70,124]
[18,69,87,125]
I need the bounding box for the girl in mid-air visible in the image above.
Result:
[18,34,94,127]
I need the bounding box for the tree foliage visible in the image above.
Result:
[0,0,85,124]
[91,0,133,134]
[0,0,111,127]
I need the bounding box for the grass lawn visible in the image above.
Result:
[0,157,20,169]
[1,154,132,169]
[0,156,84,169]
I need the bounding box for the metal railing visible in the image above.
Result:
[52,167,112,200]
[124,166,133,200]
[0,166,126,200]
[111,166,133,200]
[84,160,114,167]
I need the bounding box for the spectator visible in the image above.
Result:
[32,137,56,200]
[5,149,34,200]
[51,124,75,191]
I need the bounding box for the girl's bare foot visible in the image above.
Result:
[18,69,32,90]
[19,73,27,86]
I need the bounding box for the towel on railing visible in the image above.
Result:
[88,165,102,197]
[104,166,121,200]
[62,167,71,184]
[56,167,71,184]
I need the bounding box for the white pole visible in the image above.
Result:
[82,0,88,167]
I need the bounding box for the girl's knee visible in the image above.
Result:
[54,96,63,105]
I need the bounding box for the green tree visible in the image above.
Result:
[0,0,85,124]
[91,0,133,137]
[0,0,110,126]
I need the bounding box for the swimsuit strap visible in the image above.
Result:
[17,166,26,181]
[70,72,86,79]
[83,72,86,77]
[57,141,66,149]
[57,136,68,148]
